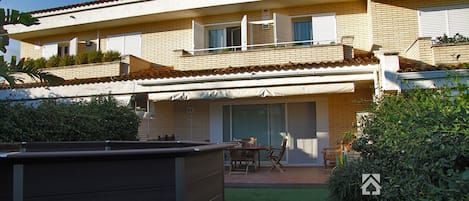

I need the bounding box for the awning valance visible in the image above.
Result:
[148,83,354,101]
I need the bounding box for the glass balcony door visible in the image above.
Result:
[208,29,226,51]
[293,20,312,45]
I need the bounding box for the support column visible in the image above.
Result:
[374,50,401,92]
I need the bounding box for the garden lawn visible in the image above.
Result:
[224,187,329,201]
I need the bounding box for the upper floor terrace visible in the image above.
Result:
[8,0,367,74]
[6,0,469,80]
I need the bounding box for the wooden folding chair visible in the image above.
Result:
[322,147,342,169]
[267,137,288,173]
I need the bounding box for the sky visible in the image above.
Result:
[0,0,92,61]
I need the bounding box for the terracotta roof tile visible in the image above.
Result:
[30,0,119,14]
[0,57,379,89]
[398,57,469,72]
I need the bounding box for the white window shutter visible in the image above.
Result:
[448,7,469,36]
[106,35,125,55]
[419,9,448,38]
[69,37,78,56]
[124,33,141,57]
[192,20,205,51]
[312,14,337,44]
[273,13,292,45]
[241,15,248,51]
[42,43,58,59]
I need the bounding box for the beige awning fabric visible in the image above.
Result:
[148,82,354,101]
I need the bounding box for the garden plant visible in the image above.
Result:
[328,76,469,201]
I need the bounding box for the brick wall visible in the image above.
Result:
[173,44,345,70]
[370,0,469,55]
[328,81,374,147]
[405,37,434,65]
[433,43,469,64]
[139,101,176,141]
[141,100,211,142]
[173,101,210,142]
[44,61,122,80]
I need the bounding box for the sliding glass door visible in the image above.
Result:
[223,103,285,149]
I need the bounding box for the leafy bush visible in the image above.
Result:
[0,96,140,142]
[45,55,60,68]
[59,54,75,66]
[437,33,469,44]
[87,50,104,63]
[328,160,383,201]
[75,52,89,65]
[103,50,121,62]
[329,76,469,201]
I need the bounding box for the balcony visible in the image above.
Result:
[405,37,469,65]
[172,36,354,70]
[17,55,153,83]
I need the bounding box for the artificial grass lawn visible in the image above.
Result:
[224,187,329,201]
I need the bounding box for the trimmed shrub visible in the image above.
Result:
[328,76,469,201]
[23,58,36,69]
[45,55,60,68]
[59,54,75,66]
[103,50,121,62]
[87,50,104,64]
[437,33,469,44]
[0,96,140,142]
[34,57,47,68]
[75,52,89,65]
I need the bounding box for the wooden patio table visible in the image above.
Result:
[227,145,270,172]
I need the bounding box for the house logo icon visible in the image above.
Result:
[361,174,381,195]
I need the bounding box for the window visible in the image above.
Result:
[275,13,336,45]
[207,26,241,51]
[193,16,247,52]
[419,5,469,38]
[293,19,312,45]
[208,29,225,49]
[106,33,141,57]
[293,21,312,41]
[57,43,69,57]
[42,38,78,59]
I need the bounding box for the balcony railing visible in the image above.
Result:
[173,38,352,71]
[191,39,339,55]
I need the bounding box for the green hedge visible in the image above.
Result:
[24,50,121,69]
[328,76,469,201]
[0,96,140,142]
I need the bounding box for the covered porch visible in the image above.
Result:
[139,69,376,166]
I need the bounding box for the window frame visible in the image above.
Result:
[205,22,241,51]
[418,4,469,38]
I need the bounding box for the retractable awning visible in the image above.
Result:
[148,82,354,101]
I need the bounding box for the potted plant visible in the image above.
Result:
[341,130,356,151]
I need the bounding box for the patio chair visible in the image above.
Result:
[229,148,256,175]
[267,137,288,173]
[322,147,342,168]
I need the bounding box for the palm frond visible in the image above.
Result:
[1,56,65,89]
